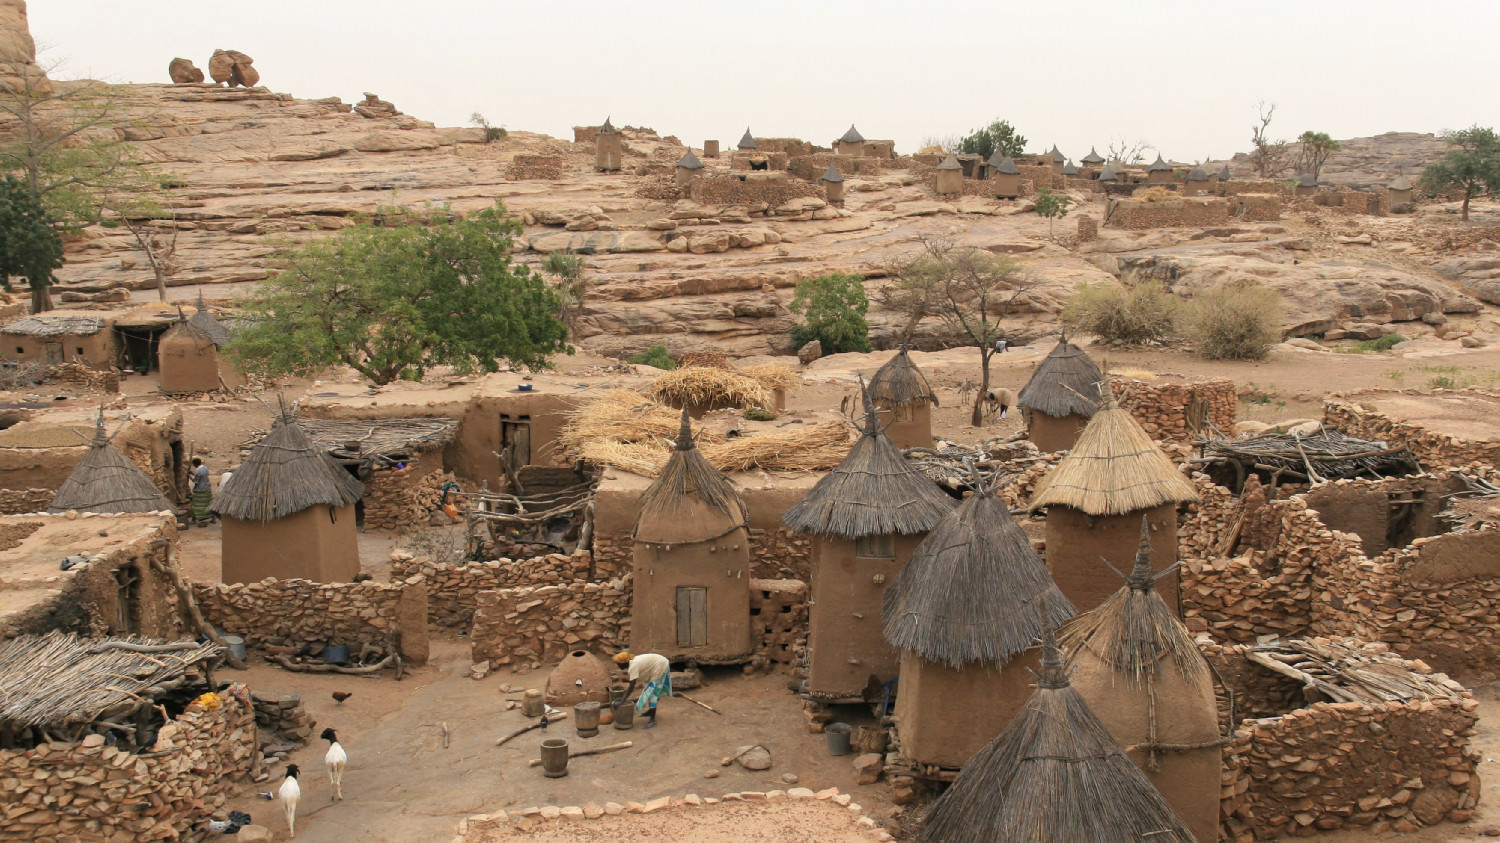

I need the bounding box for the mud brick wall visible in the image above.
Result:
[1106,197,1234,229]
[1324,392,1500,469]
[729,150,791,171]
[787,154,885,182]
[1110,375,1237,442]
[591,532,810,582]
[750,578,808,664]
[1233,193,1284,221]
[1076,216,1099,241]
[0,488,52,514]
[0,698,257,841]
[468,581,630,671]
[1218,693,1479,841]
[686,174,822,207]
[361,463,451,533]
[192,577,428,663]
[389,551,595,628]
[506,155,562,180]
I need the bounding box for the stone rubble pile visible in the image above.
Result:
[360,464,450,532]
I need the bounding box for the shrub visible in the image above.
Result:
[743,406,776,421]
[789,272,872,354]
[1061,279,1179,345]
[1183,281,1284,360]
[628,345,676,370]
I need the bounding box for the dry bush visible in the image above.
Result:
[1062,280,1179,346]
[1183,281,1284,360]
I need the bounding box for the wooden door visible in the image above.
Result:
[44,342,63,364]
[676,586,707,648]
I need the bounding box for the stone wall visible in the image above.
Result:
[0,487,51,514]
[52,361,120,393]
[0,696,257,841]
[787,153,885,182]
[506,154,562,180]
[1111,374,1237,442]
[192,576,428,663]
[1233,193,1284,221]
[361,462,449,532]
[686,174,822,208]
[1325,391,1500,468]
[1105,197,1234,229]
[389,550,595,628]
[468,581,630,671]
[750,578,808,665]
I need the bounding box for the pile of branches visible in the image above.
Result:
[1440,473,1500,531]
[1245,637,1468,705]
[904,436,1049,493]
[1197,426,1419,485]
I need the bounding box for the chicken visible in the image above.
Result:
[322,728,347,803]
[331,691,353,705]
[279,764,301,838]
[205,810,252,834]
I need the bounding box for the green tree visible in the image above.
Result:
[789,272,871,354]
[1420,125,1500,222]
[957,119,1027,161]
[1297,131,1341,179]
[228,202,570,385]
[887,240,1029,426]
[0,174,63,310]
[1034,188,1071,238]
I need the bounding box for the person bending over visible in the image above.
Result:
[612,651,671,729]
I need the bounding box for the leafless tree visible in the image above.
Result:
[1106,138,1152,165]
[1249,101,1290,178]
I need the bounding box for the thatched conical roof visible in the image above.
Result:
[1148,154,1172,172]
[1298,173,1318,187]
[190,292,231,347]
[883,487,1074,668]
[49,414,171,514]
[1185,165,1210,182]
[1061,159,1079,176]
[737,128,757,150]
[676,150,704,170]
[821,163,844,183]
[937,153,962,171]
[1097,164,1119,182]
[868,347,938,408]
[1219,163,1232,181]
[1389,175,1413,191]
[1017,339,1103,420]
[597,117,619,135]
[987,152,1020,175]
[1081,147,1105,165]
[161,314,215,350]
[1047,144,1066,163]
[839,124,865,144]
[1030,399,1200,516]
[634,406,748,545]
[1059,516,1209,690]
[211,405,364,522]
[782,381,953,539]
[919,626,1196,843]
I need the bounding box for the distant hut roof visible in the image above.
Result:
[676,150,704,170]
[820,163,844,183]
[1148,154,1173,172]
[1298,173,1318,187]
[1059,517,1209,690]
[242,417,458,465]
[190,291,231,347]
[160,316,215,350]
[0,315,105,337]
[868,347,938,408]
[1389,175,1413,191]
[1029,399,1200,515]
[839,124,865,144]
[782,382,954,539]
[1016,339,1104,419]
[1081,147,1105,165]
[1185,166,1210,182]
[987,152,1019,174]
[1218,164,1231,181]
[1047,144,1066,163]
[0,632,221,730]
[737,128,757,150]
[919,627,1196,843]
[883,488,1074,668]
[597,117,619,135]
[1061,159,1079,176]
[49,414,171,514]
[211,404,365,522]
[936,153,962,171]
[634,406,748,545]
[1097,164,1119,182]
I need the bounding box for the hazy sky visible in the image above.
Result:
[28,1,1500,162]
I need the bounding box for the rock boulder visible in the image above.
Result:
[208,49,259,87]
[168,57,204,84]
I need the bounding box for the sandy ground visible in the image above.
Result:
[467,800,886,842]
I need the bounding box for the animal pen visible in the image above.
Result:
[456,464,602,562]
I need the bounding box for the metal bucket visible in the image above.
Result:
[220,635,247,663]
[322,644,350,665]
[825,722,853,756]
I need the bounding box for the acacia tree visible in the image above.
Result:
[1249,101,1290,178]
[957,119,1027,161]
[1106,138,1152,165]
[886,239,1030,426]
[788,272,871,354]
[1297,131,1341,179]
[228,202,570,385]
[1035,188,1071,239]
[1420,126,1500,222]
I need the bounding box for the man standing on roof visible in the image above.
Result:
[612,651,671,729]
[190,458,213,527]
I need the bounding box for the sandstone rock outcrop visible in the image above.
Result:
[0,0,49,94]
[168,57,204,84]
[354,92,399,119]
[208,49,259,87]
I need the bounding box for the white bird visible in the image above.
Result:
[279,764,301,838]
[322,728,347,803]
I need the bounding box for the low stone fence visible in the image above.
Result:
[0,488,52,514]
[1325,391,1500,469]
[469,580,630,672]
[686,174,822,208]
[1111,374,1237,442]
[0,696,257,840]
[52,361,119,393]
[1106,197,1233,229]
[506,154,562,180]
[750,578,808,665]
[193,576,428,664]
[389,550,594,628]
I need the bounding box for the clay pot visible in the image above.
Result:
[599,707,615,726]
[522,689,544,718]
[540,738,569,778]
[545,650,612,708]
[575,701,601,738]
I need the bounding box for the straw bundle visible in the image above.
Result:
[738,363,801,392]
[646,366,771,410]
[213,406,364,522]
[1017,339,1104,419]
[574,421,854,476]
[884,490,1073,668]
[556,390,722,457]
[1030,400,1199,516]
[920,629,1195,843]
[49,419,171,514]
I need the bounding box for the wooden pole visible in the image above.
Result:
[495,712,568,748]
[676,692,722,715]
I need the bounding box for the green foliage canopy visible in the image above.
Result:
[1420,125,1500,221]
[1296,130,1341,178]
[1034,188,1071,237]
[229,202,570,385]
[0,174,63,305]
[789,272,872,354]
[957,119,1027,161]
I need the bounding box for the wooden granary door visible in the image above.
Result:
[676,586,707,648]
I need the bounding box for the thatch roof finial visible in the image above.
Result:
[857,374,882,437]
[675,403,695,451]
[1128,515,1155,591]
[1036,621,1069,689]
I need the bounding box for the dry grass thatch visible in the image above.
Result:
[0,631,219,729]
[1017,339,1104,419]
[213,407,364,522]
[782,386,952,539]
[883,489,1073,667]
[49,417,171,515]
[868,347,938,408]
[646,367,771,410]
[634,407,748,544]
[557,390,724,455]
[919,629,1195,843]
[1030,400,1199,515]
[247,417,457,463]
[1059,518,1208,691]
[160,318,216,351]
[737,363,801,392]
[190,295,231,347]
